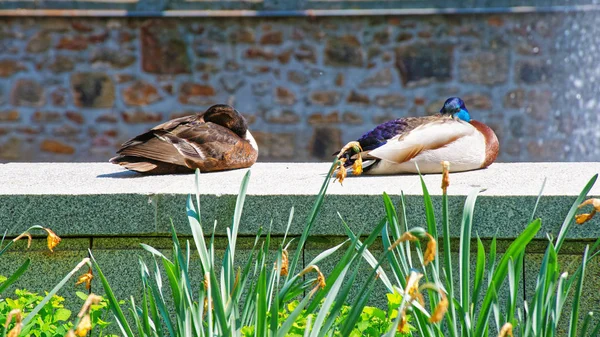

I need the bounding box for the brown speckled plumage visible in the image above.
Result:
[110,105,258,174]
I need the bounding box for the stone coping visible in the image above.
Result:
[1,162,599,239]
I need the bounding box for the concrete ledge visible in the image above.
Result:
[1,162,599,239]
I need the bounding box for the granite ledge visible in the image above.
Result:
[0,162,599,238]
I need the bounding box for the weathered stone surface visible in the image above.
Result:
[245,47,275,60]
[121,111,163,124]
[372,30,390,45]
[309,127,342,159]
[50,88,68,106]
[347,91,370,105]
[396,43,453,86]
[252,82,270,96]
[0,110,19,122]
[26,32,51,53]
[425,99,447,115]
[277,49,293,64]
[525,90,552,120]
[0,138,21,160]
[32,111,63,123]
[342,112,363,124]
[294,45,317,64]
[374,94,406,108]
[141,20,190,74]
[324,36,363,67]
[96,114,118,124]
[195,62,219,73]
[335,73,344,87]
[252,131,295,159]
[463,93,493,110]
[18,126,44,135]
[47,55,75,73]
[396,32,413,42]
[504,89,526,109]
[66,111,85,125]
[71,21,94,32]
[459,52,509,85]
[516,60,552,84]
[11,79,44,107]
[0,59,26,77]
[310,91,341,106]
[179,83,216,105]
[56,36,88,51]
[367,47,382,61]
[360,69,394,88]
[194,41,219,58]
[509,115,525,138]
[373,114,397,125]
[220,75,245,93]
[52,124,81,137]
[229,27,255,44]
[71,73,115,108]
[122,81,161,107]
[91,49,136,68]
[264,109,300,124]
[308,111,340,125]
[288,70,309,85]
[260,31,283,45]
[119,31,135,43]
[275,87,296,105]
[516,38,541,55]
[40,139,75,155]
[88,31,109,44]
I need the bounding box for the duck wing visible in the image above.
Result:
[368,118,475,164]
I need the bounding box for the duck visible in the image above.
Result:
[334,97,499,177]
[110,104,258,174]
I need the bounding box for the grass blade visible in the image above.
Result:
[0,259,30,294]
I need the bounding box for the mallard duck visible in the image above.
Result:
[335,97,499,176]
[110,104,258,174]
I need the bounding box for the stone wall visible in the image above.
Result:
[0,14,597,163]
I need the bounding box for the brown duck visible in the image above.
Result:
[110,104,258,174]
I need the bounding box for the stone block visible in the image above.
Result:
[141,20,190,74]
[396,43,453,87]
[71,73,115,108]
[459,52,509,85]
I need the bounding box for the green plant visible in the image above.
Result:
[0,289,117,337]
[241,290,414,337]
[92,166,399,336]
[352,163,600,336]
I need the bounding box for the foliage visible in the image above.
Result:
[92,165,399,336]
[241,291,413,337]
[352,163,600,337]
[0,289,117,337]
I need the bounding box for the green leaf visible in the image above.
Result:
[0,259,30,294]
[54,308,71,322]
[569,245,589,337]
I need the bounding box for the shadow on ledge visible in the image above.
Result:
[96,170,144,179]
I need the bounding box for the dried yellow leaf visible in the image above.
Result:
[43,228,61,252]
[352,156,363,176]
[424,233,437,266]
[498,322,514,337]
[75,314,92,337]
[76,268,94,290]
[429,292,448,323]
[441,161,450,194]
[280,249,289,277]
